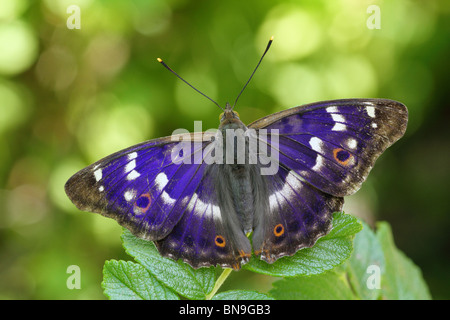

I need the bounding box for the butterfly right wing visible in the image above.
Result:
[248,99,407,263]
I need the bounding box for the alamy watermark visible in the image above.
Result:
[367,5,381,29]
[66,265,81,289]
[366,264,381,290]
[67,5,81,29]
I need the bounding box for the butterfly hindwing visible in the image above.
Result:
[252,166,344,263]
[249,99,408,197]
[155,164,252,269]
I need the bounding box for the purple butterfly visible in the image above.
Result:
[65,38,408,270]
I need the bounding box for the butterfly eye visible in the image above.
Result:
[233,111,240,118]
[219,112,224,121]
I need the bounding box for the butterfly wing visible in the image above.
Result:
[249,98,407,262]
[65,131,251,269]
[249,99,408,197]
[252,166,344,263]
[155,163,252,269]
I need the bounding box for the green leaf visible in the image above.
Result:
[121,229,216,300]
[243,212,362,277]
[270,270,357,300]
[268,219,432,300]
[102,260,179,300]
[345,221,385,300]
[212,290,274,300]
[376,222,431,300]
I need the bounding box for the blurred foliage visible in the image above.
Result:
[0,0,449,299]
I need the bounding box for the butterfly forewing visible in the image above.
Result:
[250,99,408,197]
[65,132,208,238]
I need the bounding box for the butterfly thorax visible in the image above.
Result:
[218,102,249,164]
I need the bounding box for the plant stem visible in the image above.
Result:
[205,268,233,300]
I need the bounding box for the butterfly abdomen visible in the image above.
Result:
[216,163,258,234]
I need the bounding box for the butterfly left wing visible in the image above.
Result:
[65,132,210,240]
[249,98,407,262]
[65,132,252,269]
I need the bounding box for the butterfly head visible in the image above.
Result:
[219,102,241,125]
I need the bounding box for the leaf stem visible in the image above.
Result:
[205,268,233,300]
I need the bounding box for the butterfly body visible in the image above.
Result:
[66,98,408,269]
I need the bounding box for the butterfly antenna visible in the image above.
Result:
[232,36,273,110]
[157,58,224,111]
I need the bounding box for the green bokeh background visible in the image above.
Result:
[0,0,449,299]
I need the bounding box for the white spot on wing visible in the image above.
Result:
[155,172,169,191]
[268,193,279,211]
[94,168,102,182]
[286,170,304,189]
[161,191,176,205]
[326,106,347,131]
[187,193,203,212]
[127,170,140,180]
[124,189,136,202]
[326,106,338,113]
[153,172,176,206]
[268,170,301,210]
[186,193,221,222]
[347,138,357,149]
[128,152,138,160]
[211,204,222,222]
[125,160,136,173]
[367,106,376,118]
[332,123,346,131]
[98,186,104,192]
[312,154,324,171]
[371,122,378,128]
[309,137,323,153]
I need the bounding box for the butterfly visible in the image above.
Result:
[65,38,408,270]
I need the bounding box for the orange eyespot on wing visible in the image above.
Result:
[333,148,352,166]
[215,235,226,247]
[134,193,152,214]
[273,224,284,237]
